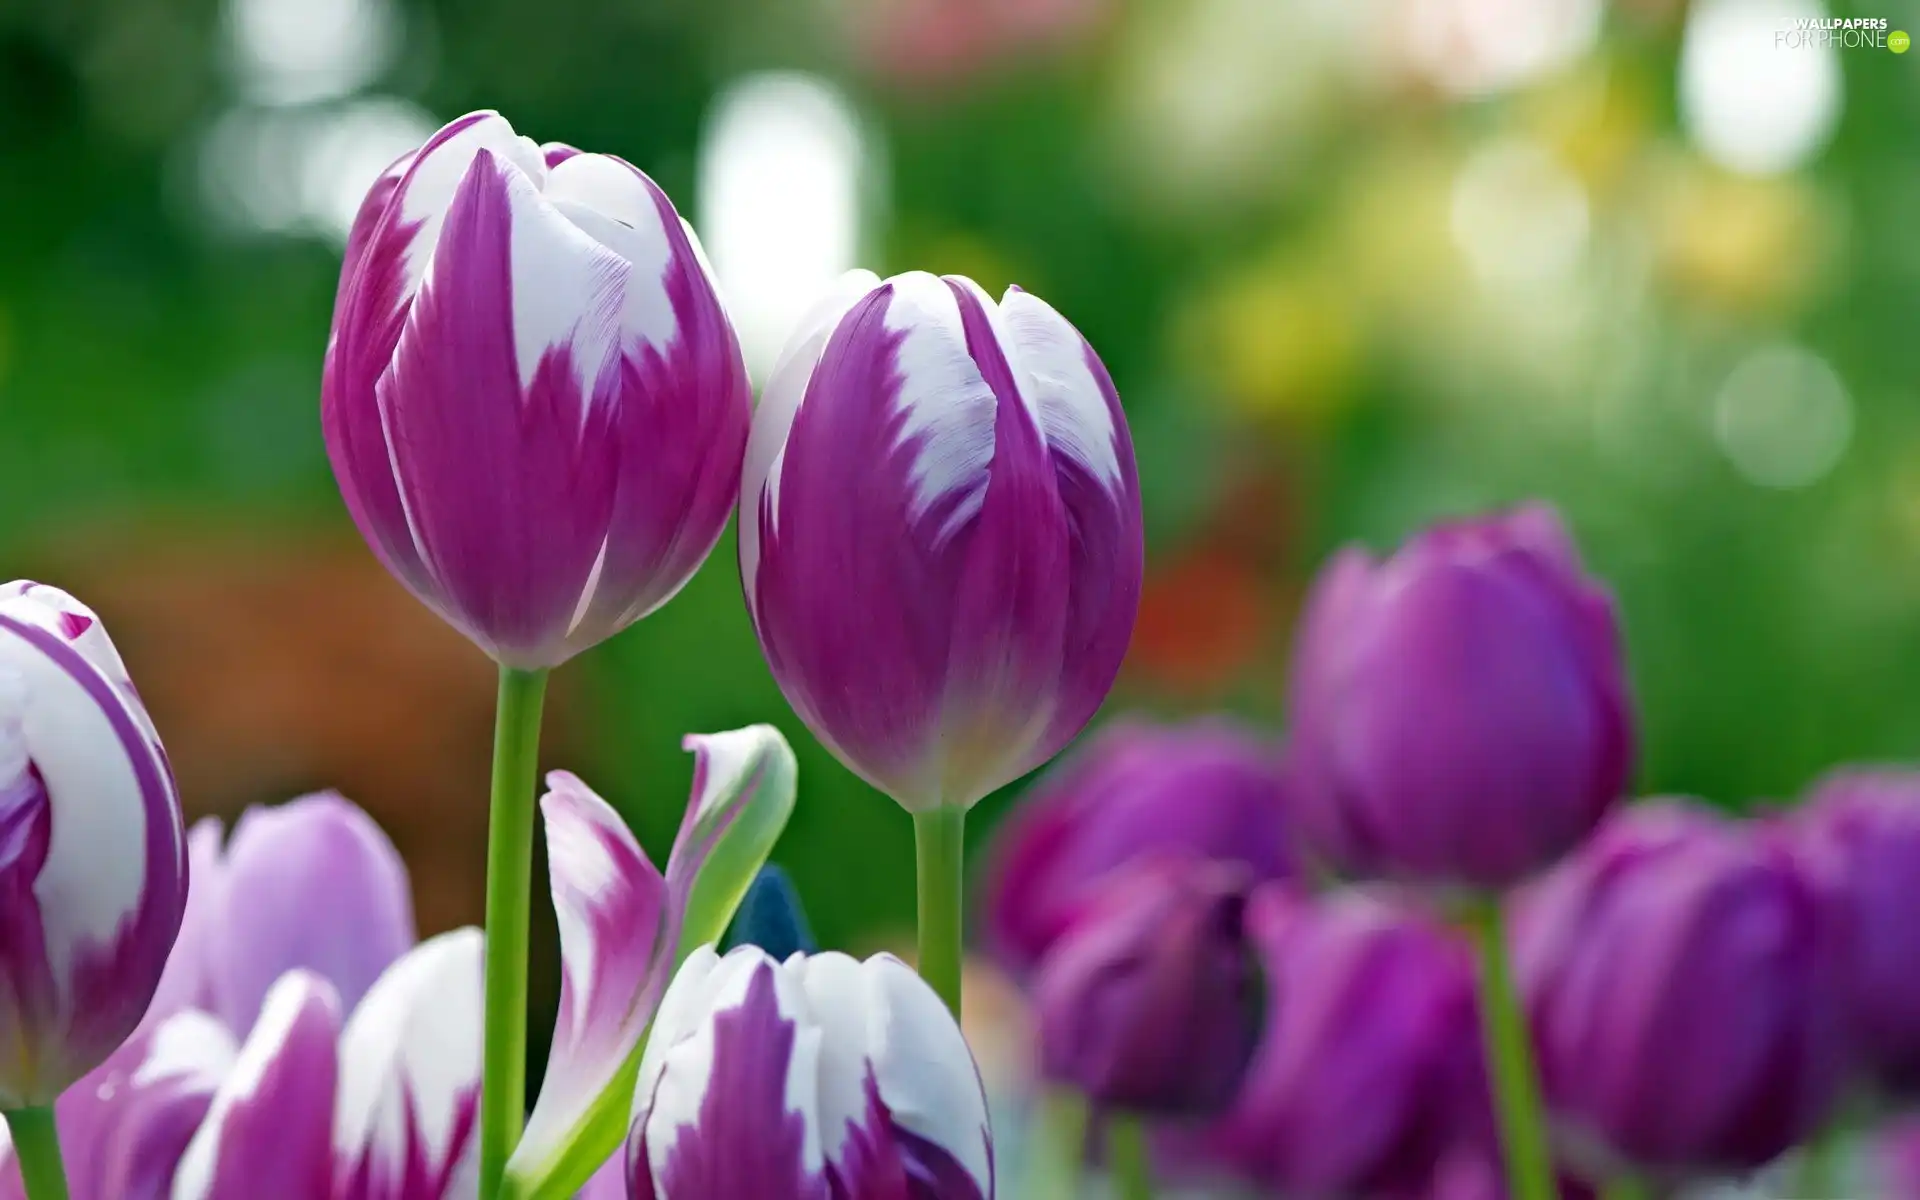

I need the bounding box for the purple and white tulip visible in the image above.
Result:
[322,111,751,669]
[626,945,994,1199]
[507,725,798,1197]
[739,270,1143,812]
[0,580,187,1107]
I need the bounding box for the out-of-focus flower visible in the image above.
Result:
[981,717,1290,974]
[149,793,415,1036]
[1651,163,1833,316]
[1283,504,1634,890]
[1393,0,1602,98]
[626,945,994,1199]
[844,0,1107,89]
[1514,802,1849,1182]
[1032,856,1258,1117]
[1791,768,1920,1097]
[720,865,817,961]
[739,270,1143,813]
[1197,886,1483,1195]
[0,580,187,1107]
[506,727,798,1197]
[322,110,750,669]
[1868,1115,1920,1198]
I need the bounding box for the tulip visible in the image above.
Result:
[1282,504,1633,890]
[0,582,187,1125]
[1791,768,1920,1097]
[740,268,1141,814]
[740,268,1142,1016]
[322,110,750,669]
[1032,856,1258,1117]
[720,866,817,960]
[1513,802,1849,1182]
[1198,885,1485,1196]
[981,717,1289,974]
[625,945,994,1199]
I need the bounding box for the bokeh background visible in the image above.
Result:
[3,0,1919,1053]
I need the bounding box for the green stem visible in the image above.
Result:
[478,666,549,1200]
[1795,1120,1842,1199]
[1468,898,1557,1200]
[1027,1090,1087,1199]
[5,1107,69,1200]
[1601,1178,1652,1200]
[1107,1114,1153,1200]
[912,807,967,1019]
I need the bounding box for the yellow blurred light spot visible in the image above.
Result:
[1181,268,1361,423]
[1522,63,1656,194]
[1654,162,1831,313]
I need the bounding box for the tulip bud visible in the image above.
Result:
[981,717,1290,973]
[1199,886,1483,1196]
[323,111,751,669]
[0,581,188,1108]
[739,270,1143,812]
[1032,856,1258,1117]
[627,946,994,1199]
[1283,504,1634,889]
[1513,802,1848,1181]
[1791,768,1920,1097]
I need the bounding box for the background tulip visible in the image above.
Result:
[322,110,750,669]
[981,717,1290,973]
[1791,767,1920,1097]
[0,580,187,1108]
[1282,505,1633,889]
[738,269,1143,814]
[1199,885,1485,1196]
[627,945,994,1199]
[1513,802,1849,1182]
[1032,855,1258,1117]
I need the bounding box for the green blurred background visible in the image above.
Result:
[3,0,1919,963]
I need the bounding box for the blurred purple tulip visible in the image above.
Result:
[739,269,1143,812]
[1513,802,1849,1182]
[322,111,750,669]
[0,581,187,1107]
[1792,767,1920,1097]
[1199,885,1484,1196]
[1032,856,1258,1117]
[626,945,994,1199]
[1283,505,1634,889]
[981,717,1290,974]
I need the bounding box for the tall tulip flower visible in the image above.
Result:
[625,945,994,1199]
[0,581,187,1200]
[321,109,750,1196]
[740,269,1143,1015]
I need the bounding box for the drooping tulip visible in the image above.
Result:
[739,269,1143,812]
[0,580,188,1108]
[1513,802,1848,1182]
[1032,856,1259,1117]
[1791,767,1920,1097]
[626,945,994,1199]
[981,717,1290,973]
[1200,885,1485,1196]
[322,111,751,668]
[1283,505,1634,889]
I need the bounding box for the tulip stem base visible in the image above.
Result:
[479,666,550,1200]
[1107,1115,1153,1200]
[6,1107,69,1200]
[1468,898,1557,1200]
[912,807,967,1019]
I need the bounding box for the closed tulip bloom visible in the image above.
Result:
[626,945,994,1199]
[1792,768,1920,1096]
[323,111,750,668]
[981,717,1290,973]
[739,270,1143,812]
[1032,856,1257,1117]
[1283,505,1633,889]
[1201,886,1483,1196]
[1514,803,1848,1181]
[0,580,187,1107]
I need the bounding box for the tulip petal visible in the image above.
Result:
[213,793,416,1034]
[635,952,828,1200]
[143,819,227,1029]
[333,929,483,1200]
[172,971,341,1200]
[789,953,993,1198]
[508,778,668,1189]
[667,725,800,952]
